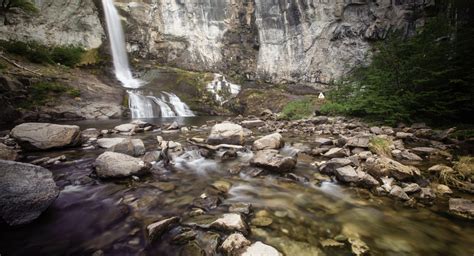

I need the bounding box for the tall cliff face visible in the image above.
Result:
[121,0,426,85]
[0,0,104,49]
[1,0,427,86]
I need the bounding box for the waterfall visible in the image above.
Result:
[102,0,195,119]
[102,0,142,89]
[163,92,195,117]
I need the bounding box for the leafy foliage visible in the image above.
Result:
[280,97,316,120]
[17,82,80,109]
[322,11,474,126]
[0,40,85,67]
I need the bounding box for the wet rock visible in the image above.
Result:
[428,164,454,173]
[212,180,232,193]
[108,138,146,157]
[418,187,436,200]
[167,121,180,130]
[11,123,81,150]
[220,232,251,255]
[390,185,410,201]
[94,152,150,178]
[402,183,421,194]
[152,182,176,192]
[335,166,359,183]
[229,203,252,215]
[241,119,265,129]
[114,123,137,133]
[250,150,296,173]
[311,116,329,125]
[207,122,244,145]
[180,241,206,256]
[172,230,198,244]
[320,239,344,248]
[392,150,423,161]
[222,149,238,161]
[81,128,101,141]
[396,132,414,139]
[357,171,380,188]
[147,216,180,241]
[210,213,248,234]
[193,194,221,211]
[365,157,420,181]
[319,158,352,174]
[449,198,474,219]
[0,143,18,160]
[346,135,371,148]
[0,160,59,225]
[97,138,126,149]
[323,147,349,158]
[252,133,284,151]
[411,147,437,155]
[143,150,162,163]
[314,137,333,146]
[241,242,282,256]
[251,217,273,227]
[434,184,453,195]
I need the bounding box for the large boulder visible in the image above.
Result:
[97,138,127,149]
[108,138,146,157]
[365,157,420,181]
[250,150,296,173]
[252,133,284,151]
[94,152,150,178]
[0,160,59,225]
[0,143,18,160]
[207,122,244,145]
[10,123,81,150]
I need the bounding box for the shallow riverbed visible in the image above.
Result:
[1,117,473,256]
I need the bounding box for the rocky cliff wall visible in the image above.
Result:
[0,0,104,49]
[0,0,429,86]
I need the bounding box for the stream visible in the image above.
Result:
[0,117,473,256]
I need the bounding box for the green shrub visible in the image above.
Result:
[322,12,474,126]
[280,97,315,120]
[51,46,85,67]
[17,82,80,108]
[0,40,84,67]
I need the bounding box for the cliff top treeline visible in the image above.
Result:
[322,0,474,126]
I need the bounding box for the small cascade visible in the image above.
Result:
[207,74,241,104]
[149,96,176,117]
[163,92,195,117]
[102,0,194,119]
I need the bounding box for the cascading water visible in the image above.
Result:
[102,0,194,118]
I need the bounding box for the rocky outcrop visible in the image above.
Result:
[250,149,297,173]
[207,122,244,145]
[94,151,150,178]
[0,160,59,225]
[118,0,429,85]
[11,123,81,150]
[0,0,104,49]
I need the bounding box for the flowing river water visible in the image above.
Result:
[0,117,473,256]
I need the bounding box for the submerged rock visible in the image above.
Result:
[220,233,251,255]
[11,123,81,150]
[0,160,59,225]
[97,138,127,149]
[365,157,420,181]
[147,216,180,241]
[250,150,297,173]
[449,198,474,219]
[94,152,150,178]
[108,138,146,157]
[210,213,248,234]
[241,242,282,256]
[0,143,18,160]
[207,122,244,145]
[252,133,284,151]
